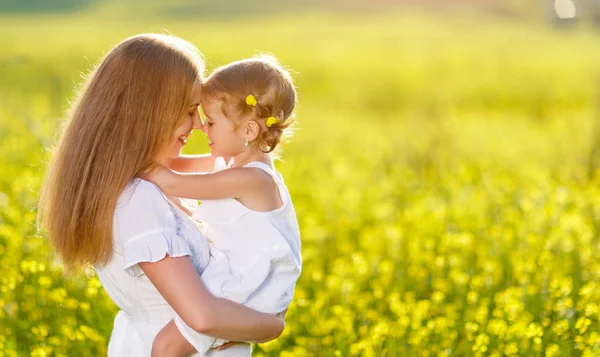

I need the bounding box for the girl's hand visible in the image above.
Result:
[167,196,194,216]
[146,165,178,195]
[146,165,172,185]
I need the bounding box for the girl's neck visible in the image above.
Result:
[230,149,273,169]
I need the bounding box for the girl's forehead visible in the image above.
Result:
[200,99,224,117]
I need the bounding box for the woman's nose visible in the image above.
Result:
[192,114,203,130]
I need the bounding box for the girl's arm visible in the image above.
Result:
[166,154,216,173]
[139,255,284,342]
[148,165,270,201]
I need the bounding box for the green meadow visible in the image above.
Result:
[2,1,600,356]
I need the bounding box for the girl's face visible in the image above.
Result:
[200,99,247,158]
[159,82,203,161]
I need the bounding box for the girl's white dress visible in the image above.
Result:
[95,179,251,357]
[173,161,302,354]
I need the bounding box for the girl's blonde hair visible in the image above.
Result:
[38,34,204,272]
[202,55,297,153]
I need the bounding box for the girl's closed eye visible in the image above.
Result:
[202,114,214,126]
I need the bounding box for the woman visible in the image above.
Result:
[38,33,284,356]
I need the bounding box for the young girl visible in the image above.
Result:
[147,55,302,356]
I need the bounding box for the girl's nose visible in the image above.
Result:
[200,120,209,133]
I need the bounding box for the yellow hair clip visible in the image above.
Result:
[266,116,278,128]
[245,94,257,107]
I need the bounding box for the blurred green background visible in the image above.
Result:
[2,0,600,356]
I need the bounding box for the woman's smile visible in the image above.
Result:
[178,132,191,145]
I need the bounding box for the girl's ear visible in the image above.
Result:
[245,120,260,142]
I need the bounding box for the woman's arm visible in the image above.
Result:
[139,255,285,342]
[148,166,271,201]
[166,154,216,173]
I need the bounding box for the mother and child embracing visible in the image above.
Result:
[38,33,302,357]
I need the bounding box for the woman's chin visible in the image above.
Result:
[164,151,183,163]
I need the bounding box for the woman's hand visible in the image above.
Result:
[212,341,239,351]
[212,311,285,352]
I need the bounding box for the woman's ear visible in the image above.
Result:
[245,120,260,142]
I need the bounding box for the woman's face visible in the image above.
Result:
[159,82,203,162]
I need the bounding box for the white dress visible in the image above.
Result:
[173,161,302,354]
[95,179,252,357]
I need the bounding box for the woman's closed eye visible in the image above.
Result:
[189,106,201,117]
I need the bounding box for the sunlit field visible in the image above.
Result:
[2,1,600,356]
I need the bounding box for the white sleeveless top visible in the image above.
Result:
[173,161,303,353]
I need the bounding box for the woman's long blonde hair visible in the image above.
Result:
[38,34,204,272]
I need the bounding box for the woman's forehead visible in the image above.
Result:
[190,82,202,105]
